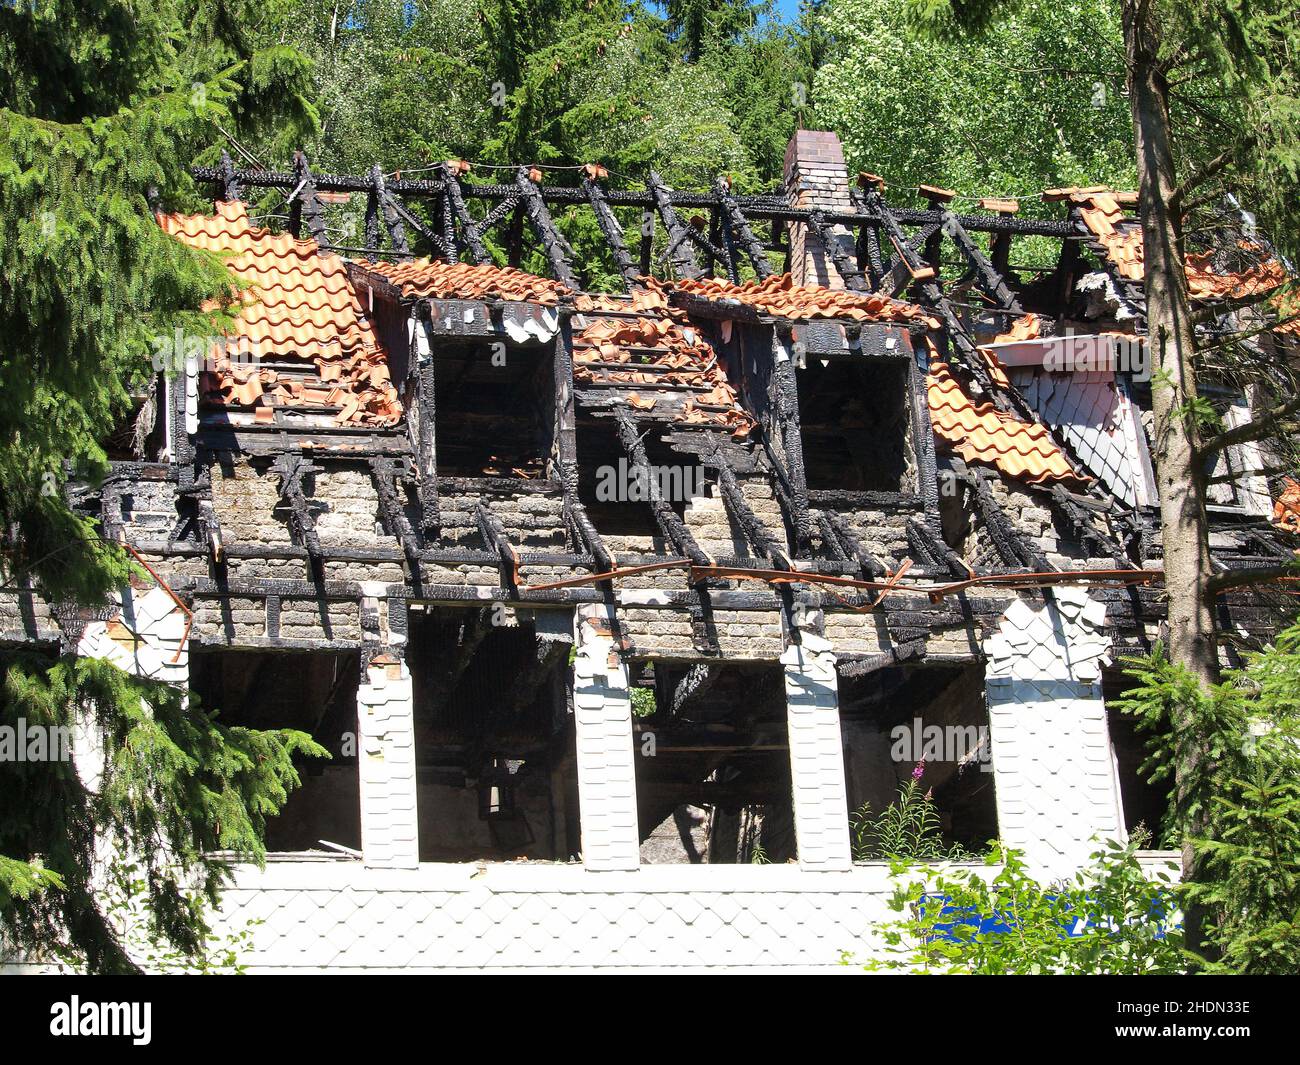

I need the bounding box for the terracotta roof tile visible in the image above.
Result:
[363,258,567,304]
[926,355,1083,486]
[1053,187,1288,302]
[158,201,400,427]
[1274,477,1300,534]
[572,290,755,437]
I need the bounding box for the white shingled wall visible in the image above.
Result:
[782,632,853,871]
[984,588,1125,878]
[357,656,420,869]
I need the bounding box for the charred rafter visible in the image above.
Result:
[370,457,423,566]
[648,171,703,280]
[613,408,711,568]
[273,453,325,565]
[289,152,329,247]
[583,167,639,290]
[516,167,578,289]
[715,178,773,280]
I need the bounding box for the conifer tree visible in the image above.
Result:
[1,0,323,972]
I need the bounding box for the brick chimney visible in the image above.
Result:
[783,129,855,289]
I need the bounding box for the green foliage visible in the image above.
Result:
[630,686,658,718]
[815,0,1135,202]
[0,0,321,971]
[1115,628,1300,975]
[851,778,972,861]
[856,839,1185,974]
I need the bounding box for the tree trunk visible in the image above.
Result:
[1124,0,1217,956]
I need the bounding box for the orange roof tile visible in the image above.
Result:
[926,357,1083,486]
[158,201,400,427]
[363,258,567,305]
[652,274,936,326]
[1052,187,1288,302]
[1273,477,1300,534]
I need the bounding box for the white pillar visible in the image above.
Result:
[357,652,420,869]
[782,631,853,871]
[572,605,640,871]
[983,588,1124,878]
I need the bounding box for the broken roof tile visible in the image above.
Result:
[1052,187,1289,303]
[651,274,936,326]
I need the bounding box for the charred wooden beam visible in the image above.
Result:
[439,163,486,264]
[671,662,718,716]
[906,517,967,578]
[197,499,224,563]
[709,441,789,566]
[370,457,423,566]
[938,208,1024,314]
[369,164,409,256]
[411,327,440,537]
[613,407,710,567]
[770,334,814,554]
[516,166,578,288]
[638,205,655,276]
[817,510,887,579]
[476,501,521,588]
[218,150,242,201]
[552,320,613,572]
[715,177,773,279]
[583,166,639,290]
[289,152,330,248]
[648,171,703,279]
[273,453,324,565]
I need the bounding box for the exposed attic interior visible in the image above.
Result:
[406,604,579,862]
[632,661,795,865]
[189,648,361,855]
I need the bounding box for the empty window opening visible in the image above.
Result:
[1104,670,1173,845]
[798,359,912,492]
[189,648,360,855]
[434,340,553,478]
[838,662,996,858]
[407,605,579,862]
[633,661,795,864]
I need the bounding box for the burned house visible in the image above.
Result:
[4,130,1298,971]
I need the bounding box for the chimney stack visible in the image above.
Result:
[782,130,855,289]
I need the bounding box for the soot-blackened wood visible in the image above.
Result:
[439,163,487,265]
[476,501,520,589]
[639,206,655,276]
[364,182,381,262]
[613,407,710,568]
[218,151,242,201]
[671,663,718,716]
[552,323,613,572]
[648,171,703,280]
[709,441,789,567]
[437,187,460,263]
[820,509,888,579]
[715,178,773,280]
[370,164,409,256]
[940,209,1024,314]
[807,210,868,291]
[414,341,441,537]
[770,335,814,554]
[583,173,639,289]
[516,167,578,288]
[273,453,324,565]
[292,152,330,248]
[370,457,423,565]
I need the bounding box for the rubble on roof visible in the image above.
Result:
[1053,187,1288,303]
[159,201,401,427]
[571,290,756,437]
